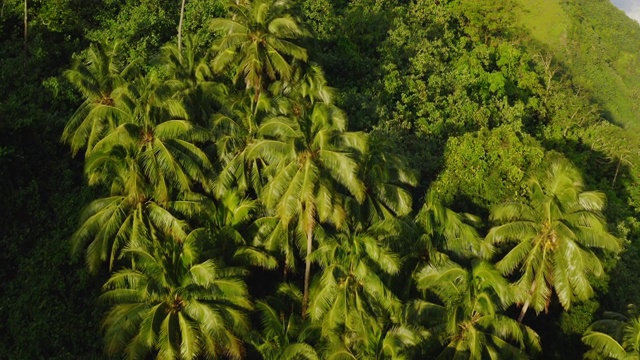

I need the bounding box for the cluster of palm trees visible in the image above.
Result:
[63,0,622,358]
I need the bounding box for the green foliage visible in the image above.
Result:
[251,284,320,359]
[211,0,310,92]
[560,300,599,336]
[0,3,107,357]
[6,0,640,358]
[583,306,640,359]
[411,259,541,359]
[100,239,251,359]
[454,0,518,42]
[432,124,545,208]
[182,0,226,47]
[487,161,621,318]
[87,0,179,63]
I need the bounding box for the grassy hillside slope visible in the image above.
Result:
[516,0,640,130]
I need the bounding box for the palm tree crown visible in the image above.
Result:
[411,259,541,359]
[100,235,252,359]
[211,0,309,92]
[309,222,420,359]
[62,41,138,155]
[69,69,214,272]
[486,161,621,321]
[254,102,367,316]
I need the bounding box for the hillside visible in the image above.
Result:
[517,0,640,130]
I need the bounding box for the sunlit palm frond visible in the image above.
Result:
[211,0,309,91]
[487,161,620,317]
[412,259,539,359]
[101,239,251,359]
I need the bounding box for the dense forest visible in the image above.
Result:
[3,0,640,358]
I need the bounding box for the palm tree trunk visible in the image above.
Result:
[177,0,186,51]
[252,85,261,119]
[518,282,537,323]
[302,229,312,318]
[612,156,622,186]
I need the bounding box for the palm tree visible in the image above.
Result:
[320,320,421,360]
[200,188,278,270]
[212,90,274,196]
[65,43,215,200]
[213,50,334,200]
[351,134,417,227]
[70,70,215,272]
[486,161,621,322]
[269,60,334,106]
[582,307,640,359]
[253,102,367,317]
[100,231,252,359]
[88,99,213,204]
[160,36,227,127]
[210,0,309,96]
[309,221,420,359]
[410,259,541,359]
[70,188,208,273]
[415,190,493,263]
[62,41,138,155]
[251,283,320,359]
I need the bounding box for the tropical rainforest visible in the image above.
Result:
[3,0,640,358]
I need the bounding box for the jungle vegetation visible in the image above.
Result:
[2,0,640,358]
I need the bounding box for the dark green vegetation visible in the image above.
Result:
[2,0,640,358]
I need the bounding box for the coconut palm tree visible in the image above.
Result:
[350,134,417,227]
[309,221,420,359]
[198,188,278,270]
[253,102,367,317]
[415,189,493,263]
[582,307,640,359]
[212,50,334,200]
[486,161,621,322]
[159,36,227,127]
[251,283,320,360]
[410,259,541,359]
[209,0,313,198]
[70,70,214,272]
[320,322,421,360]
[62,41,138,155]
[87,81,214,204]
[100,230,252,359]
[210,0,309,97]
[70,187,208,273]
[212,89,274,196]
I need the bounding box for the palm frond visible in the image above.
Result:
[583,332,629,359]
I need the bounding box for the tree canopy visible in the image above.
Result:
[2,0,640,359]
